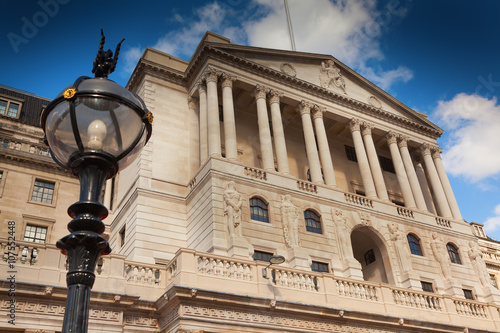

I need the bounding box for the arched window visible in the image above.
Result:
[447,243,462,264]
[304,209,322,234]
[407,233,423,256]
[250,197,268,222]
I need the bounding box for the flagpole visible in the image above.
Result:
[284,0,296,51]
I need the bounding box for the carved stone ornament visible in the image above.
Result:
[319,59,346,94]
[368,96,382,109]
[280,63,297,77]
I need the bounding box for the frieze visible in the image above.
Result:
[124,315,159,327]
[280,63,296,77]
[180,304,396,332]
[89,308,121,321]
[0,300,65,315]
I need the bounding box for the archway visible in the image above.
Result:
[350,226,395,285]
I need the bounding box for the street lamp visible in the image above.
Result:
[262,255,286,279]
[40,31,153,333]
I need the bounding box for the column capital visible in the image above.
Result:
[361,122,374,136]
[419,143,432,156]
[397,135,409,148]
[197,80,207,94]
[268,89,283,104]
[312,105,326,119]
[431,146,443,159]
[204,68,220,83]
[253,85,268,99]
[386,131,398,145]
[188,96,198,109]
[297,100,312,115]
[348,118,361,132]
[221,73,236,88]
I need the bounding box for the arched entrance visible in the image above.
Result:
[350,226,395,285]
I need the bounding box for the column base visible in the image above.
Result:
[287,247,311,270]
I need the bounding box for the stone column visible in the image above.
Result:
[420,144,452,218]
[268,90,289,174]
[348,119,377,198]
[312,105,336,186]
[414,156,437,215]
[205,69,221,157]
[188,96,200,168]
[386,132,415,208]
[432,148,462,220]
[253,85,274,171]
[198,81,208,163]
[361,122,389,201]
[298,101,322,184]
[221,73,238,161]
[398,136,427,211]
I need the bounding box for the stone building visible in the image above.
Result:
[1,31,500,332]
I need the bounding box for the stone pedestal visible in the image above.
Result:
[400,271,421,289]
[287,247,311,270]
[479,284,500,303]
[443,278,463,297]
[341,258,363,280]
[228,236,253,259]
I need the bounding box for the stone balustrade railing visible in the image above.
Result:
[297,180,318,193]
[0,136,51,158]
[344,193,373,208]
[454,299,488,318]
[196,253,254,281]
[124,261,163,285]
[271,267,321,291]
[336,278,378,301]
[1,238,42,266]
[397,206,414,219]
[436,217,452,228]
[244,166,267,180]
[392,288,442,311]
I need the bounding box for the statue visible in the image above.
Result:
[388,223,412,273]
[430,233,453,279]
[281,195,299,247]
[333,209,354,260]
[468,241,490,286]
[223,182,243,237]
[319,60,346,94]
[92,29,125,78]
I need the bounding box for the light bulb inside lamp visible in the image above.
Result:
[87,119,107,150]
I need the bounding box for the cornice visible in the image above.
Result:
[187,45,443,139]
[127,59,187,92]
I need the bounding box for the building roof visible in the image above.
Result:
[0,84,51,127]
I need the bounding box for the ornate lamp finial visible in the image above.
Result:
[92,29,125,78]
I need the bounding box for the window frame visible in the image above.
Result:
[364,249,376,265]
[379,155,395,173]
[311,260,329,273]
[446,242,462,265]
[421,281,434,293]
[407,233,423,256]
[304,209,322,234]
[344,145,357,162]
[28,177,58,207]
[22,214,55,244]
[253,250,274,262]
[0,95,23,119]
[462,289,474,300]
[249,196,269,223]
[23,224,48,243]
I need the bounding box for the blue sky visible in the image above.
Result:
[1,0,500,240]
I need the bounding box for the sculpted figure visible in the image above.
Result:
[431,233,453,279]
[92,29,125,78]
[468,241,490,286]
[319,60,346,94]
[334,209,354,260]
[281,195,299,247]
[388,223,412,273]
[223,182,243,237]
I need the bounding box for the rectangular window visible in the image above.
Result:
[490,274,498,289]
[119,226,126,247]
[463,289,474,300]
[344,145,357,162]
[379,156,395,173]
[0,98,21,118]
[364,249,376,265]
[0,171,3,183]
[253,250,274,262]
[0,138,9,148]
[24,225,48,243]
[311,261,329,273]
[31,179,55,204]
[421,281,434,293]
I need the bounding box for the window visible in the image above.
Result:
[253,250,274,262]
[250,197,269,222]
[407,234,423,256]
[345,145,357,162]
[490,274,498,289]
[379,156,395,173]
[31,179,55,204]
[0,98,21,118]
[119,226,126,247]
[421,281,434,293]
[0,170,3,183]
[447,243,462,264]
[364,249,376,265]
[311,261,329,273]
[304,210,322,234]
[24,225,47,243]
[0,138,9,148]
[463,289,474,300]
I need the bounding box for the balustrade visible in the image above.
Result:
[453,299,488,318]
[244,166,267,180]
[271,268,319,291]
[297,180,317,193]
[124,262,162,285]
[336,278,378,301]
[435,217,452,228]
[392,289,442,311]
[197,255,253,281]
[344,193,373,208]
[397,206,414,218]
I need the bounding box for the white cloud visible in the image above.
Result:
[433,93,500,182]
[123,46,144,74]
[484,204,500,234]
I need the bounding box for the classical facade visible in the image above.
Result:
[1,32,500,332]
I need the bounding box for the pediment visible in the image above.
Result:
[206,42,439,132]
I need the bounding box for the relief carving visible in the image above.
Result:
[320,60,346,94]
[468,241,490,286]
[431,233,453,279]
[280,63,296,77]
[223,181,243,237]
[333,209,355,260]
[281,195,300,248]
[388,223,412,273]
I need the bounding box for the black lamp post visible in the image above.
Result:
[40,31,153,333]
